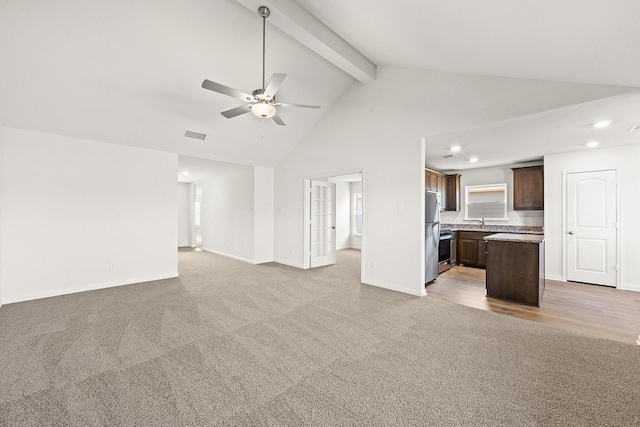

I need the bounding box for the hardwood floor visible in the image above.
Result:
[427,266,640,345]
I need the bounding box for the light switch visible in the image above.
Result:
[397,203,404,213]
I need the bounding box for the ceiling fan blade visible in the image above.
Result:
[272,113,286,126]
[264,73,287,98]
[221,104,252,119]
[276,102,321,109]
[202,79,255,103]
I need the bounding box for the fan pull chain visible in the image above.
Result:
[261,117,265,139]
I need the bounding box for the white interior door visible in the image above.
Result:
[566,170,617,287]
[310,180,336,268]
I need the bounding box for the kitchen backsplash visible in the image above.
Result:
[441,223,544,234]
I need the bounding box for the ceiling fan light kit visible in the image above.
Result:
[201,5,320,127]
[252,102,276,118]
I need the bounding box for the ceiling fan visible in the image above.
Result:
[202,6,320,126]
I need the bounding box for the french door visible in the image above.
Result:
[310,180,336,268]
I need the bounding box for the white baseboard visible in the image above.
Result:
[201,247,257,264]
[3,272,179,305]
[273,258,305,269]
[545,274,564,282]
[621,283,640,292]
[361,277,425,297]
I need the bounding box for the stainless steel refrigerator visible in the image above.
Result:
[425,191,441,283]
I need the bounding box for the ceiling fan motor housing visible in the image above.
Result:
[258,6,270,18]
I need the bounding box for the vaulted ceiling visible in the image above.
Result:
[1,0,639,175]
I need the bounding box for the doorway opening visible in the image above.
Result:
[303,170,364,281]
[194,185,202,251]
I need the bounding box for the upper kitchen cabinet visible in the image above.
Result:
[444,174,461,211]
[424,169,440,192]
[425,169,444,203]
[425,169,461,211]
[512,165,544,210]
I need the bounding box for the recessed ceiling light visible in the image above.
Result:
[182,171,190,176]
[586,141,600,148]
[469,157,479,163]
[450,145,462,153]
[593,120,612,129]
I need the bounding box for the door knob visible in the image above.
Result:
[568,231,574,235]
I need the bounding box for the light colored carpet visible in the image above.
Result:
[1,248,639,426]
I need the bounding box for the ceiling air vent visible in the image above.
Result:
[441,153,457,159]
[627,124,640,133]
[184,130,207,141]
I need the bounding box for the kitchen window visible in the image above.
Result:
[465,183,507,221]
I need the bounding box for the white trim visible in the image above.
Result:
[361,277,426,297]
[420,138,426,291]
[303,179,311,269]
[563,167,620,288]
[545,274,564,282]
[201,247,257,264]
[273,259,305,269]
[621,283,640,292]
[2,272,179,304]
[464,183,508,221]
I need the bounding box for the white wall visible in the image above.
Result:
[275,68,431,296]
[329,179,351,250]
[201,166,255,262]
[177,183,190,247]
[350,181,363,249]
[200,165,274,264]
[0,120,4,306]
[440,162,544,226]
[544,145,640,290]
[0,127,178,303]
[254,166,274,264]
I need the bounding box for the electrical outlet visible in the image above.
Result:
[371,260,377,269]
[110,261,116,269]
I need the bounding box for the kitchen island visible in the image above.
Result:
[485,233,545,306]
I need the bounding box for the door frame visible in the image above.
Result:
[562,167,620,287]
[303,169,365,277]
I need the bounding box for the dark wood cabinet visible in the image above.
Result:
[512,165,544,210]
[450,231,457,265]
[486,236,545,306]
[425,169,446,207]
[458,238,477,265]
[477,239,488,267]
[457,231,494,268]
[444,174,461,211]
[425,169,439,192]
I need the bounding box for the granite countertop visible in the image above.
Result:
[440,224,544,235]
[484,233,544,243]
